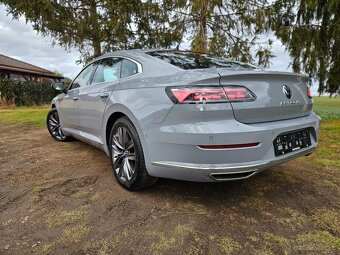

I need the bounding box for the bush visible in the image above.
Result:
[0,78,58,106]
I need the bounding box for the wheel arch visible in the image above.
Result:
[105,112,127,150]
[102,104,149,161]
[51,99,57,109]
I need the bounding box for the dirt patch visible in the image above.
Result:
[0,123,339,254]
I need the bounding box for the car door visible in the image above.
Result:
[78,57,122,144]
[57,63,96,131]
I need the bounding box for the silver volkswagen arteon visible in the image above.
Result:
[47,49,321,190]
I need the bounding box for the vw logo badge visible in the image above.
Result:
[283,85,292,99]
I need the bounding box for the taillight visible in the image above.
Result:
[307,86,312,98]
[166,86,255,104]
[223,86,255,101]
[167,87,227,103]
[307,79,312,98]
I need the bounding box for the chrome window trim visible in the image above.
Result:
[92,55,143,76]
[68,56,143,90]
[82,56,143,87]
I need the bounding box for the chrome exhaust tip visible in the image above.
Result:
[210,170,257,181]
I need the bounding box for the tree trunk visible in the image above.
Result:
[93,39,101,58]
[191,0,209,53]
[89,0,101,58]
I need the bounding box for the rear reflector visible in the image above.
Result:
[198,142,260,149]
[166,86,255,104]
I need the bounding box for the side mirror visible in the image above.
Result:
[51,82,67,94]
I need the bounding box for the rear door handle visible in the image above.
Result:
[72,97,79,101]
[100,93,109,98]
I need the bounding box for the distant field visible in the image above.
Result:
[313,96,340,120]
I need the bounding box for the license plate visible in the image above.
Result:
[273,129,311,156]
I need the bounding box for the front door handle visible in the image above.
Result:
[100,93,109,98]
[72,97,79,101]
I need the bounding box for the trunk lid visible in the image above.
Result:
[218,71,313,123]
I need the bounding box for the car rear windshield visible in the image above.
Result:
[147,51,258,70]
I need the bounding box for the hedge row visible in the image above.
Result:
[0,78,58,106]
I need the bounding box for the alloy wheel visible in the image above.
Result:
[48,110,66,140]
[112,127,136,182]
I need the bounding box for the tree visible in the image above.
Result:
[178,0,275,67]
[272,0,340,96]
[53,70,63,77]
[100,0,184,56]
[2,0,277,67]
[1,0,184,63]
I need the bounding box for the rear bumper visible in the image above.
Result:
[144,112,321,182]
[152,145,316,181]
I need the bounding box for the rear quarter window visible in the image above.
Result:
[121,59,139,78]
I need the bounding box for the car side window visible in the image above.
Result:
[70,63,95,89]
[91,58,122,85]
[121,59,139,78]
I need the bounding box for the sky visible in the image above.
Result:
[0,4,318,94]
[0,4,81,79]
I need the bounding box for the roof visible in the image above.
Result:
[0,54,63,78]
[93,49,208,64]
[98,48,158,61]
[91,49,184,67]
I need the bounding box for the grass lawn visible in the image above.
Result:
[313,96,340,120]
[0,105,49,128]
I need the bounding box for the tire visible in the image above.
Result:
[109,117,157,190]
[46,108,73,142]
